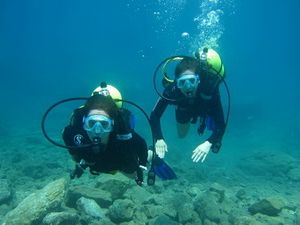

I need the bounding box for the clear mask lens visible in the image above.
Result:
[83,114,113,133]
[176,74,199,89]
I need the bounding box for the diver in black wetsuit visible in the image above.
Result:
[62,85,148,186]
[150,48,226,163]
[42,82,177,185]
[61,82,177,185]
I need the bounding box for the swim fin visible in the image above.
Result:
[152,156,177,180]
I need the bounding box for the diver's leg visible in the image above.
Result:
[175,107,191,138]
[177,122,190,138]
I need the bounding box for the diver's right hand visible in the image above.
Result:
[155,139,168,158]
[70,164,84,179]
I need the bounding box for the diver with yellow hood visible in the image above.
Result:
[42,82,177,186]
[150,47,229,163]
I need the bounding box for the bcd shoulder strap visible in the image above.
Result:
[115,108,135,140]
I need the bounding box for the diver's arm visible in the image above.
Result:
[206,91,226,152]
[127,132,148,186]
[62,126,82,163]
[191,91,225,163]
[150,97,168,140]
[132,132,148,167]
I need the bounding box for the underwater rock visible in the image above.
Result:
[228,214,254,225]
[287,168,300,181]
[252,213,294,225]
[185,220,203,225]
[95,175,131,200]
[22,165,48,179]
[128,206,148,225]
[209,182,225,203]
[170,192,193,207]
[76,197,105,219]
[186,185,203,198]
[108,199,135,223]
[96,218,116,225]
[296,209,300,225]
[234,214,292,225]
[203,219,219,225]
[65,185,112,208]
[2,178,67,225]
[193,190,231,224]
[10,152,26,164]
[42,211,80,225]
[144,193,167,206]
[194,192,221,223]
[177,203,196,224]
[123,185,151,204]
[248,197,286,216]
[0,179,12,205]
[238,152,299,178]
[162,205,177,220]
[235,189,247,201]
[119,221,142,225]
[149,214,180,225]
[142,204,164,218]
[144,192,178,220]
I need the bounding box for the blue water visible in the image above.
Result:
[1,1,300,224]
[0,0,299,170]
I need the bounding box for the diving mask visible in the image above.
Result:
[83,114,114,134]
[176,74,199,90]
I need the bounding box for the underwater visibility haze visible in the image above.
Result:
[0,0,300,224]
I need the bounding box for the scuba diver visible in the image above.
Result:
[42,82,176,186]
[150,47,228,163]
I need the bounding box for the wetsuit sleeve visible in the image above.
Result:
[150,97,169,141]
[132,132,148,167]
[206,90,226,152]
[62,125,82,163]
[62,107,89,162]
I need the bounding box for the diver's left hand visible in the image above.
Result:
[135,166,145,186]
[135,177,143,186]
[70,164,84,179]
[191,141,212,163]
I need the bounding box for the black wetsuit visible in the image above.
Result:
[62,108,148,175]
[150,83,225,152]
